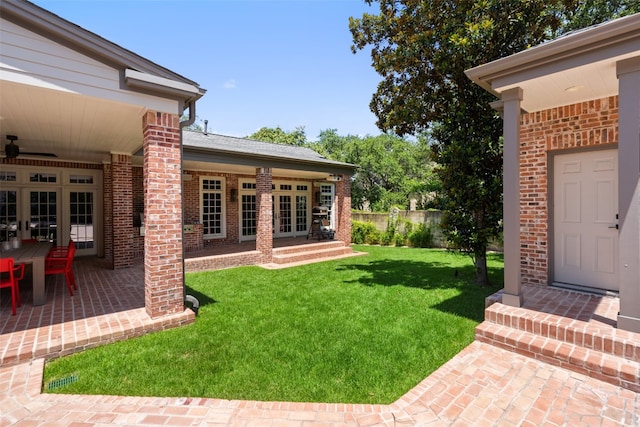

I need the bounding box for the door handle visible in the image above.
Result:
[608,224,619,229]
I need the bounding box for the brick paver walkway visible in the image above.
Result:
[1,253,639,426]
[2,341,638,426]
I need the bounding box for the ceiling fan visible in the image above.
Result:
[4,135,57,159]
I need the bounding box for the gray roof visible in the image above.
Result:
[182,131,356,174]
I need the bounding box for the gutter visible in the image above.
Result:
[180,101,199,315]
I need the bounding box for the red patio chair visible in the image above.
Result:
[0,258,25,315]
[45,243,77,295]
[47,240,75,259]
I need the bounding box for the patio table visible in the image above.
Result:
[1,242,53,306]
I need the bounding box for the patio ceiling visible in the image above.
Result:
[1,80,340,180]
[1,80,146,164]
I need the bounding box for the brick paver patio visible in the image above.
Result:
[1,252,639,426]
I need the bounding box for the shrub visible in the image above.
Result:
[351,221,379,244]
[394,234,406,247]
[365,228,382,245]
[380,231,393,246]
[408,223,434,248]
[352,218,434,248]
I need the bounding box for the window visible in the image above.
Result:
[30,172,57,183]
[241,194,257,237]
[319,184,335,228]
[201,178,225,238]
[296,195,308,232]
[70,191,94,249]
[69,175,94,184]
[0,171,16,182]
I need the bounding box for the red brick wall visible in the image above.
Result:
[182,171,243,246]
[143,111,184,318]
[519,96,618,286]
[133,167,144,226]
[111,154,133,269]
[183,224,204,252]
[103,163,113,261]
[0,158,101,170]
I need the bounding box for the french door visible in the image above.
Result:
[0,188,59,244]
[238,180,311,241]
[273,194,293,237]
[0,167,101,256]
[27,189,59,244]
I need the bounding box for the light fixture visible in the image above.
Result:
[230,188,237,202]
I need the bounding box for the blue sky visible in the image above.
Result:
[33,0,383,141]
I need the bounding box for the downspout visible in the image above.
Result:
[179,99,199,315]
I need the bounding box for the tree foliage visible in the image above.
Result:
[246,126,439,212]
[312,130,438,212]
[247,126,307,146]
[349,0,639,285]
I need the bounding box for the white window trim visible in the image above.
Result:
[200,176,226,239]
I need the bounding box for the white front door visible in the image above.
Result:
[554,149,618,291]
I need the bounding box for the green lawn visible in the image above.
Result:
[43,245,503,404]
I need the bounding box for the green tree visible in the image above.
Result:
[247,126,307,146]
[314,130,436,211]
[349,0,638,285]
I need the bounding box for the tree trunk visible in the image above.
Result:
[474,252,489,287]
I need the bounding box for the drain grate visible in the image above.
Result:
[46,375,78,391]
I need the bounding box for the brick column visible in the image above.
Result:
[143,111,184,318]
[103,162,113,262]
[256,168,273,263]
[111,154,133,269]
[617,57,640,333]
[335,175,352,244]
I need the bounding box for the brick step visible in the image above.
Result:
[484,303,640,363]
[273,240,347,255]
[272,246,354,265]
[475,321,640,392]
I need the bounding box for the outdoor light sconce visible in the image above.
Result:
[230,188,237,202]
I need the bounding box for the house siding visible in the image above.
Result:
[519,96,619,287]
[0,18,179,114]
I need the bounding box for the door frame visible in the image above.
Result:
[0,164,103,257]
[238,179,312,241]
[549,145,619,292]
